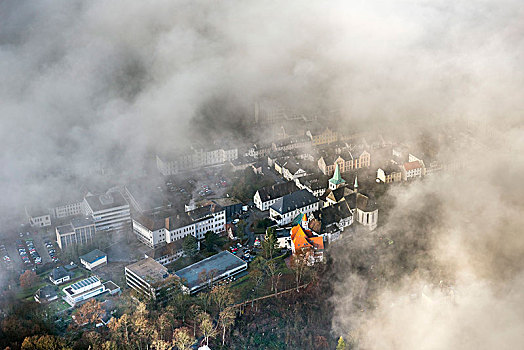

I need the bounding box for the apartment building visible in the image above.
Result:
[156,145,238,175]
[318,149,371,176]
[254,181,299,211]
[306,127,338,146]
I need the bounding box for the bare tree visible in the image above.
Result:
[210,285,233,314]
[218,307,236,346]
[172,327,194,350]
[199,313,217,347]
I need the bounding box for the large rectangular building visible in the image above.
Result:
[253,181,299,211]
[269,189,319,226]
[175,251,247,294]
[83,191,131,232]
[56,216,96,249]
[63,276,106,306]
[125,258,178,300]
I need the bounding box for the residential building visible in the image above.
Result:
[253,182,299,211]
[281,161,308,181]
[175,251,247,294]
[306,127,338,146]
[295,174,329,197]
[49,266,71,285]
[35,285,58,303]
[156,145,238,175]
[56,216,96,250]
[318,149,371,176]
[79,249,107,270]
[269,189,319,226]
[401,160,425,181]
[310,202,354,242]
[63,276,107,306]
[377,166,402,183]
[83,191,131,232]
[290,222,324,264]
[125,258,179,300]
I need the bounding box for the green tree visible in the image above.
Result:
[182,234,198,258]
[204,231,219,252]
[336,336,347,350]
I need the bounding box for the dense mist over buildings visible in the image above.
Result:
[1,0,523,348]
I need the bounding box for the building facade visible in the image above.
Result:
[83,192,131,232]
[318,150,371,176]
[125,258,178,300]
[56,217,96,250]
[63,276,107,306]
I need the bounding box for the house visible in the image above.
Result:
[175,251,247,294]
[310,202,354,242]
[34,285,58,303]
[401,160,425,181]
[79,249,107,270]
[125,258,179,301]
[83,191,131,233]
[229,156,257,172]
[290,222,324,264]
[295,174,329,197]
[318,149,371,176]
[269,190,319,226]
[49,266,71,285]
[253,182,299,211]
[63,276,107,306]
[281,161,308,181]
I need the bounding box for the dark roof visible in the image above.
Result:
[312,202,353,231]
[187,204,223,221]
[270,189,319,214]
[344,192,377,211]
[36,285,57,300]
[79,249,106,264]
[175,251,246,290]
[56,224,74,235]
[297,174,329,191]
[324,187,352,202]
[145,240,184,259]
[257,182,299,202]
[85,191,128,212]
[51,266,69,281]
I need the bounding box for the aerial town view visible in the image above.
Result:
[0,1,523,350]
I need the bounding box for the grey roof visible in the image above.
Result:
[270,189,318,214]
[70,216,94,228]
[175,251,246,290]
[51,266,70,281]
[187,204,223,221]
[145,240,184,259]
[79,249,106,264]
[36,285,57,299]
[126,257,170,285]
[344,192,378,211]
[85,191,128,212]
[56,224,74,235]
[297,174,329,191]
[313,202,353,230]
[257,181,299,202]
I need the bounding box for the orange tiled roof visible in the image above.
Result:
[291,224,324,252]
[404,161,421,171]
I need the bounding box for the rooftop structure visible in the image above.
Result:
[175,251,247,294]
[125,257,176,300]
[63,276,106,306]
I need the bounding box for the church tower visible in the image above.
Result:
[328,164,346,190]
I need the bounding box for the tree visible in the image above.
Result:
[172,327,194,350]
[108,313,131,345]
[204,231,219,252]
[210,285,233,313]
[199,314,217,347]
[182,235,198,258]
[236,220,246,242]
[21,335,68,350]
[218,307,236,346]
[336,336,347,350]
[19,270,38,289]
[73,299,104,326]
[290,248,311,291]
[262,227,278,259]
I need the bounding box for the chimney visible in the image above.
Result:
[165,217,170,229]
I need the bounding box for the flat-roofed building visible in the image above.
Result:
[80,249,107,270]
[175,251,247,294]
[83,191,131,232]
[125,258,179,300]
[63,276,106,306]
[56,216,96,249]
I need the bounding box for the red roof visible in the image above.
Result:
[404,161,421,171]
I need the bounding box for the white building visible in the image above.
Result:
[25,207,51,228]
[253,181,299,211]
[51,201,83,219]
[156,145,239,175]
[56,216,96,250]
[63,276,107,306]
[83,191,131,232]
[132,204,226,249]
[269,190,319,226]
[79,249,107,270]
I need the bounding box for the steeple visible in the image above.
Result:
[329,164,346,190]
